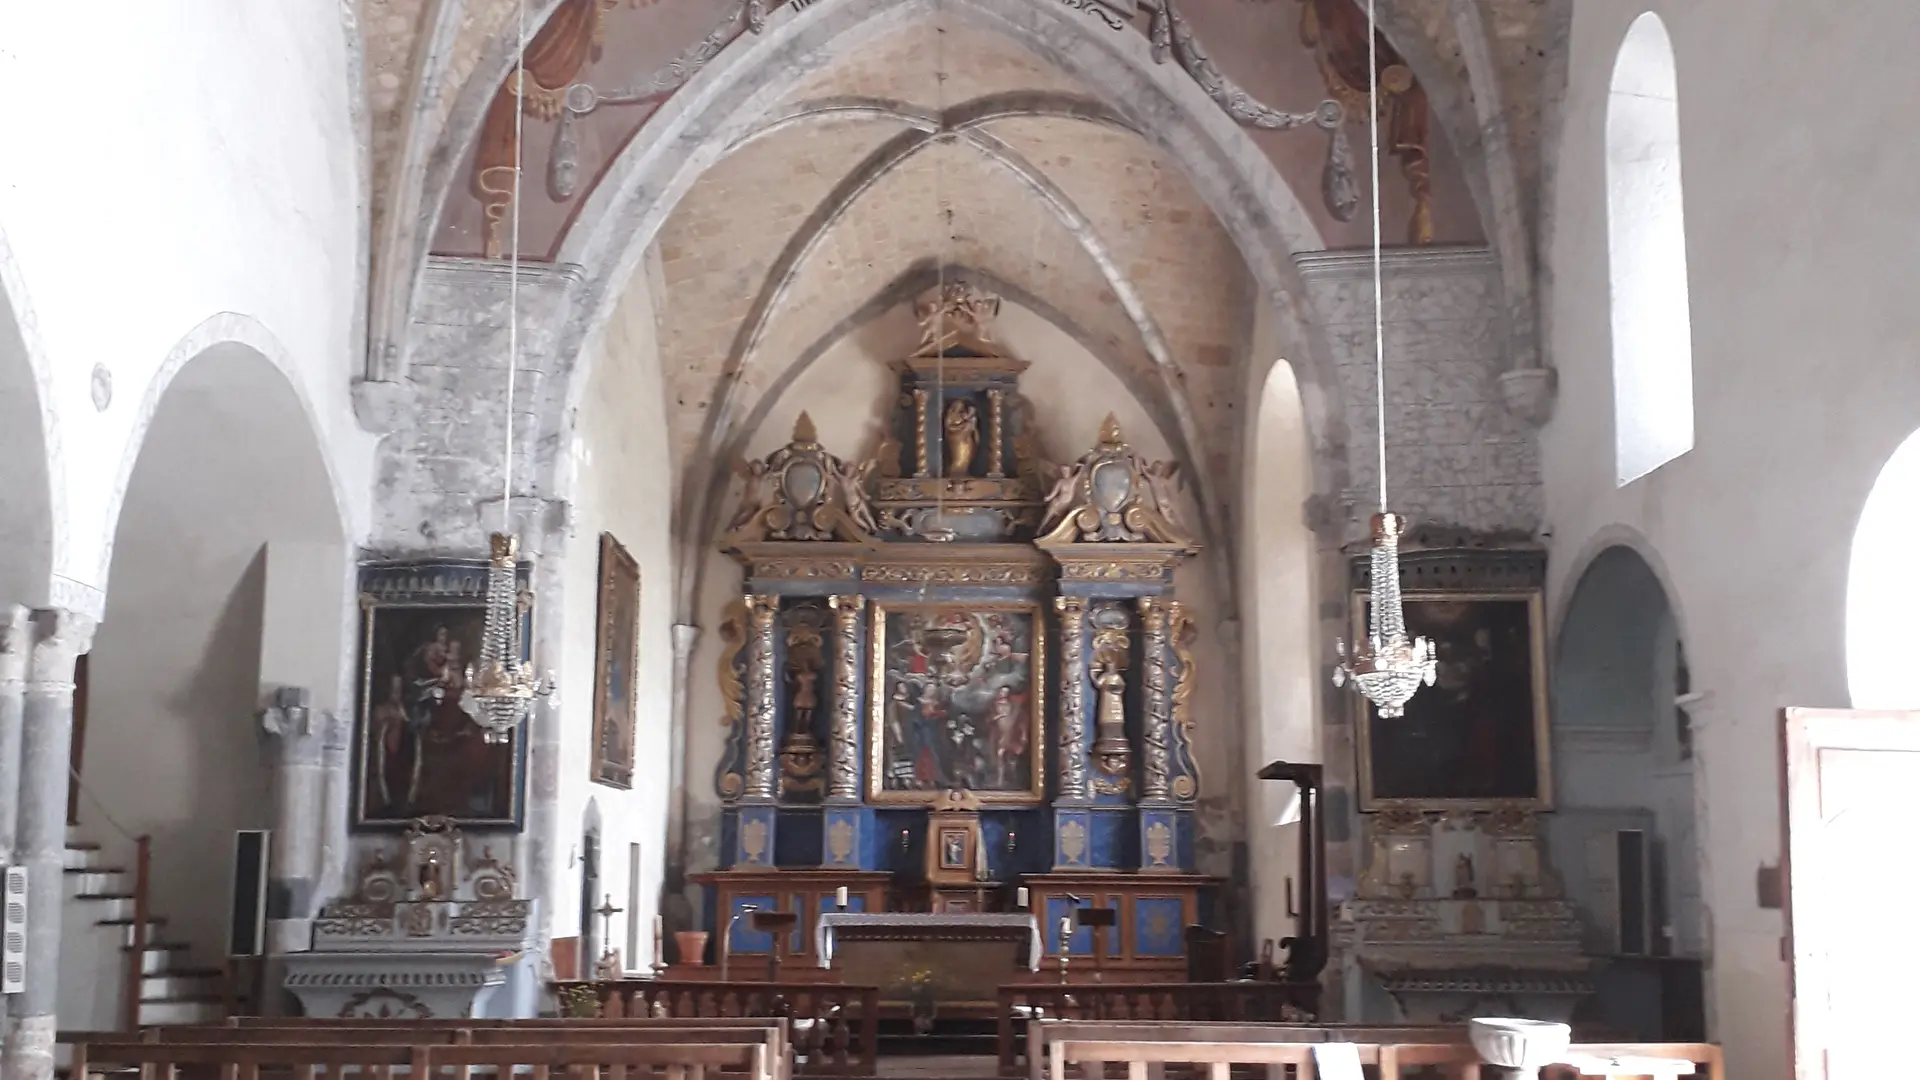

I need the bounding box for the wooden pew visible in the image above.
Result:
[569,980,878,1076]
[1019,1020,1469,1080]
[1379,1042,1484,1080]
[72,1038,768,1080]
[1548,1043,1723,1080]
[223,1015,792,1071]
[1050,1038,1343,1080]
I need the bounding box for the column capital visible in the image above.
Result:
[27,607,96,693]
[828,594,866,612]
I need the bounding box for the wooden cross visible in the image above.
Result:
[594,893,624,954]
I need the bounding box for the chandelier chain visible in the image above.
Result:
[1367,0,1386,514]
[505,0,527,532]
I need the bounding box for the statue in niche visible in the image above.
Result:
[944,399,979,477]
[1452,853,1478,899]
[780,617,826,797]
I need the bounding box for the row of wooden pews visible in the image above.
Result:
[66,1016,790,1080]
[1023,1020,1725,1080]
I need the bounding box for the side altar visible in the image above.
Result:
[695,283,1216,986]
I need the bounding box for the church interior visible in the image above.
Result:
[0,0,1913,1078]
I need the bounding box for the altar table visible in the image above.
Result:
[815,913,1042,971]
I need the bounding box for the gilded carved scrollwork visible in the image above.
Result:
[1167,600,1200,802]
[743,594,780,800]
[714,599,749,801]
[1139,597,1172,800]
[1037,415,1196,548]
[827,595,865,801]
[1055,596,1091,800]
[723,413,877,546]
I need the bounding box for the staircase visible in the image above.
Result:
[58,838,225,1028]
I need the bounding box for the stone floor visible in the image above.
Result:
[876,1054,1003,1078]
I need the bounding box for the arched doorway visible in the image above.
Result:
[69,338,346,1026]
[1242,359,1317,949]
[1846,426,1920,708]
[1551,544,1703,1038]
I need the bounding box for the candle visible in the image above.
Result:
[1016,887,1029,908]
[652,915,663,953]
[835,886,850,908]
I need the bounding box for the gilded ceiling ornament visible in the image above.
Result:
[912,281,1002,356]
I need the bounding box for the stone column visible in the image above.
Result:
[664,622,700,908]
[742,596,780,801]
[826,596,864,801]
[260,696,329,957]
[0,607,29,1044]
[1137,598,1172,801]
[6,609,95,1080]
[1054,596,1090,801]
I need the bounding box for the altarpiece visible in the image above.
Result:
[698,283,1213,980]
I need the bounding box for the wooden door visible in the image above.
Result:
[1782,707,1920,1079]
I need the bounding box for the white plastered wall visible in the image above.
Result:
[0,1,374,605]
[549,250,677,965]
[1240,328,1316,948]
[1541,2,1920,1074]
[681,299,1232,881]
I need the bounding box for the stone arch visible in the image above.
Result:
[0,223,61,611]
[77,330,349,983]
[1846,425,1920,709]
[528,0,1351,612]
[1551,542,1705,962]
[1549,524,1692,657]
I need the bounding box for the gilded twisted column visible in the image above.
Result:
[743,595,780,800]
[1138,597,1172,800]
[987,389,1006,477]
[827,595,864,800]
[1054,596,1091,800]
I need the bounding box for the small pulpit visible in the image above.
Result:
[285,820,539,1019]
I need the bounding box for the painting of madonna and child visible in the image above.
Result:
[871,603,1045,804]
[353,606,525,829]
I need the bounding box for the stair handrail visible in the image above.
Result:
[68,764,151,1031]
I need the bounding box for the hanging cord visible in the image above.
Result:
[1367,0,1387,514]
[933,0,948,531]
[504,0,529,534]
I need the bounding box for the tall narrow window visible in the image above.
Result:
[1607,12,1693,485]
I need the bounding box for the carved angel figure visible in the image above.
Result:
[725,457,773,534]
[1039,463,1082,536]
[833,457,880,537]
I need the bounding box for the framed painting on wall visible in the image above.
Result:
[351,561,531,830]
[592,533,640,789]
[1353,590,1552,810]
[868,602,1045,804]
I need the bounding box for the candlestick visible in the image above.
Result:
[1016,886,1029,909]
[835,886,849,908]
[652,915,664,973]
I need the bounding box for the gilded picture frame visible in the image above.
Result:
[1352,590,1553,810]
[351,561,531,831]
[867,601,1046,805]
[591,533,640,790]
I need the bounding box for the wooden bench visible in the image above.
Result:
[567,980,878,1076]
[1020,1021,1469,1080]
[220,1016,792,1074]
[1549,1043,1723,1080]
[72,1038,768,1080]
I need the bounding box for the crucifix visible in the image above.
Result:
[593,894,624,979]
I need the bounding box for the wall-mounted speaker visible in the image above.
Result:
[3,866,27,993]
[229,831,270,958]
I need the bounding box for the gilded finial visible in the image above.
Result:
[1097,414,1126,449]
[792,412,819,446]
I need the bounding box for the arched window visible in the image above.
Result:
[1607,12,1694,485]
[1847,429,1920,708]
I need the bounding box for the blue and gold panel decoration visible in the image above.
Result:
[1134,896,1186,957]
[726,894,779,954]
[733,804,777,868]
[1138,805,1193,873]
[1052,807,1092,870]
[821,806,873,870]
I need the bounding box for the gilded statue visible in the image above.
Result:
[1096,664,1127,735]
[944,399,979,477]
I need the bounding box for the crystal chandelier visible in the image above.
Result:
[1331,0,1435,719]
[464,0,548,743]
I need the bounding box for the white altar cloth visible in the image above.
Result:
[814,912,1043,970]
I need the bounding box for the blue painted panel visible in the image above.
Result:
[1088,809,1130,870]
[1052,807,1092,870]
[1043,896,1122,956]
[1138,806,1191,872]
[727,895,779,954]
[822,806,870,869]
[735,805,778,868]
[818,893,868,915]
[1135,897,1186,956]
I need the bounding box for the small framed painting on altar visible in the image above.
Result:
[867,602,1046,804]
[1353,590,1552,810]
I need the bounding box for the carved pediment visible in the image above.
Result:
[1036,415,1197,549]
[723,413,879,547]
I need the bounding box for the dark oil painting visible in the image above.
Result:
[1358,593,1550,808]
[355,604,524,829]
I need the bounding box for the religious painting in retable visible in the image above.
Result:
[1354,591,1552,810]
[591,533,640,790]
[352,573,529,830]
[868,603,1045,804]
